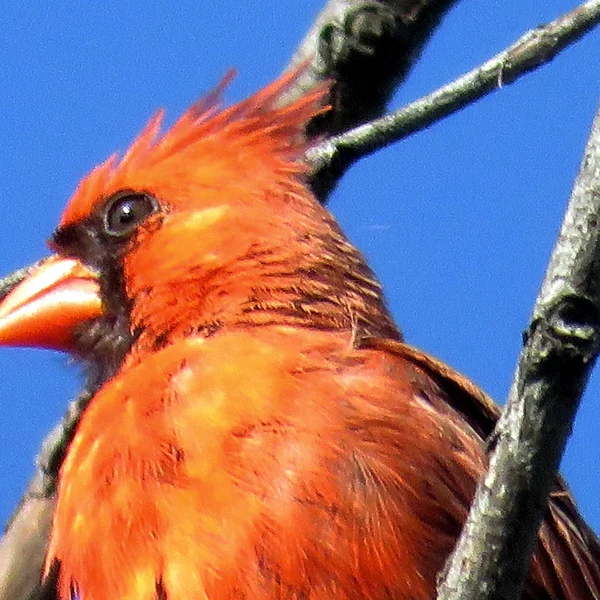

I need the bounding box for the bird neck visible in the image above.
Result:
[126,209,401,358]
[77,200,402,390]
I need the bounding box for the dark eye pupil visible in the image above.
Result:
[105,193,157,237]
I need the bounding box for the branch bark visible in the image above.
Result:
[282,0,462,197]
[437,96,600,600]
[284,0,460,132]
[307,0,600,198]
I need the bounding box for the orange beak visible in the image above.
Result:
[0,255,104,351]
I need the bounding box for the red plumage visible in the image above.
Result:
[0,70,598,600]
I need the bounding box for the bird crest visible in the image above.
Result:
[59,68,328,229]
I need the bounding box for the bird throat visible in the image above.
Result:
[74,209,402,394]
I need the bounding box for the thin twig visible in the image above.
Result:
[307,0,600,197]
[437,97,600,600]
[0,263,38,302]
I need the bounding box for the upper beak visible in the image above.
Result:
[0,255,103,351]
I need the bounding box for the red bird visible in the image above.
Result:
[0,70,598,600]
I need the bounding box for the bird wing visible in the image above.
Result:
[360,337,600,600]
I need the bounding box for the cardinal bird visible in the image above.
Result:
[0,70,599,600]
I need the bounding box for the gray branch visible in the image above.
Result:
[437,97,600,600]
[284,0,460,131]
[283,0,462,197]
[307,0,600,197]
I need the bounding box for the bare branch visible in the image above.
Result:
[283,0,459,137]
[0,263,38,302]
[437,97,600,600]
[0,392,91,600]
[307,0,600,197]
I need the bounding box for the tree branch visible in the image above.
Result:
[307,0,600,198]
[0,392,91,600]
[283,0,460,135]
[0,263,38,302]
[437,96,600,600]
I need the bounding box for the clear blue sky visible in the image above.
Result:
[0,1,599,536]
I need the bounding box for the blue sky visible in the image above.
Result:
[0,1,599,538]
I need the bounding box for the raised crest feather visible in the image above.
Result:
[59,67,329,229]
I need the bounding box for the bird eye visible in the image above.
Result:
[104,193,158,237]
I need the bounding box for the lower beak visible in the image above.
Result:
[0,255,103,351]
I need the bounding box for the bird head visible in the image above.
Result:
[0,70,399,389]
